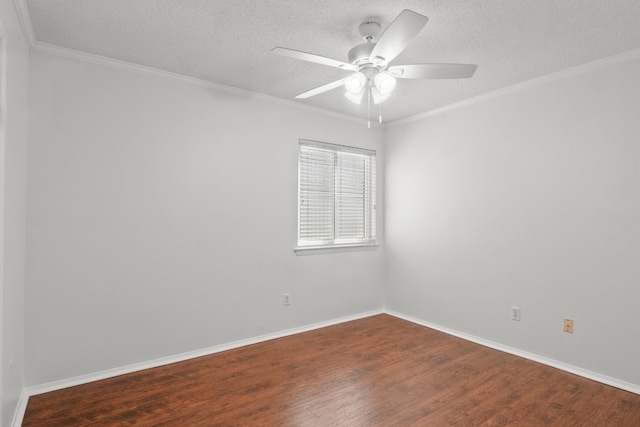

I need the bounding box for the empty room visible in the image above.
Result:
[2,0,640,425]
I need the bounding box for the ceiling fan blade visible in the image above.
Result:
[369,10,428,65]
[388,63,478,79]
[272,47,357,71]
[295,78,347,99]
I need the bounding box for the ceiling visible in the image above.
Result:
[21,0,640,123]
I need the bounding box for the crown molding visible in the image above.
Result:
[387,47,640,127]
[13,0,35,45]
[15,0,378,127]
[31,40,382,127]
[16,0,639,131]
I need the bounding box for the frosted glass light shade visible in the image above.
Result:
[344,72,366,94]
[345,90,364,104]
[371,87,391,104]
[373,72,396,95]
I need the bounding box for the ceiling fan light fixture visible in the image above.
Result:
[344,72,367,94]
[373,72,396,95]
[345,90,364,105]
[272,9,477,123]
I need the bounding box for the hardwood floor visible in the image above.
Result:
[23,314,640,426]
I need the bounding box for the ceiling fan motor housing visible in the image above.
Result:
[348,43,376,66]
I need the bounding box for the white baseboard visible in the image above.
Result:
[21,306,639,410]
[25,308,384,397]
[11,390,29,427]
[385,309,640,396]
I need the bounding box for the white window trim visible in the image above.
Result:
[296,139,377,253]
[294,242,380,256]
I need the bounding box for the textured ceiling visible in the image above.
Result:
[23,0,640,123]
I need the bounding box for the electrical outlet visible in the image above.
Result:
[563,318,574,333]
[283,293,291,306]
[511,306,521,321]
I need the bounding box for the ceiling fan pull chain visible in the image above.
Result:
[367,87,371,129]
[379,102,383,124]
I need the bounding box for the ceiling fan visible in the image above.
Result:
[272,9,477,122]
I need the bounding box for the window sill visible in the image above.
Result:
[294,243,380,256]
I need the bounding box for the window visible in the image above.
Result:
[297,139,376,249]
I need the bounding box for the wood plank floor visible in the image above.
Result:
[23,314,640,426]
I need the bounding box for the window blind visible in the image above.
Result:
[298,140,376,247]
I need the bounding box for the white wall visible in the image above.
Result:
[386,53,640,386]
[0,0,29,424]
[25,51,385,386]
[22,35,640,396]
